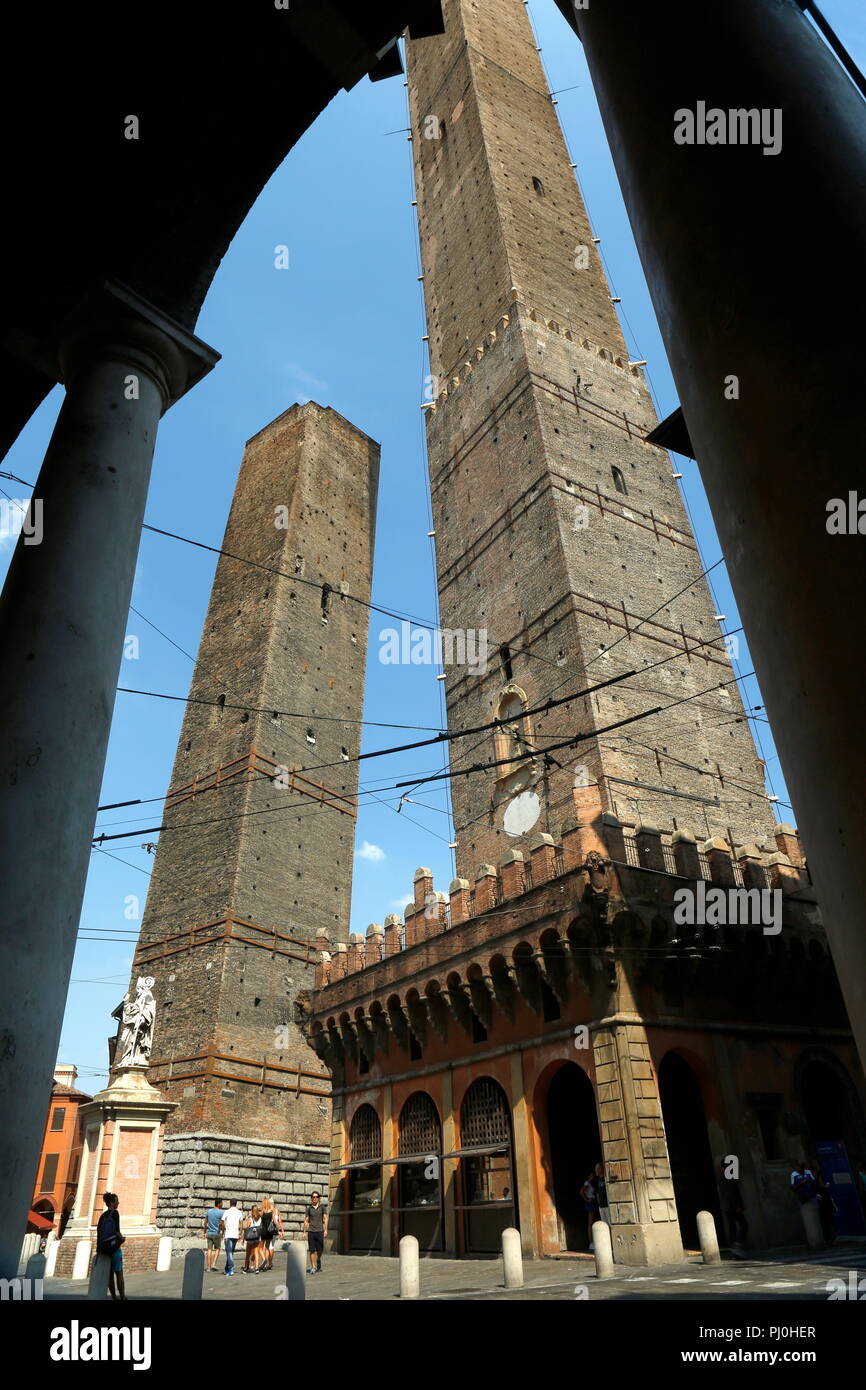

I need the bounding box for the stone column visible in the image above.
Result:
[441,1071,457,1254]
[509,1052,539,1257]
[593,1018,684,1266]
[381,1082,395,1256]
[569,0,866,1072]
[0,280,217,1277]
[328,1093,345,1253]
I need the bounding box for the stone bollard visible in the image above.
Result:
[286,1241,307,1301]
[156,1235,173,1272]
[71,1238,92,1281]
[87,1252,111,1299]
[25,1252,46,1284]
[45,1236,60,1278]
[592,1221,614,1278]
[501,1227,524,1288]
[17,1232,40,1275]
[801,1201,824,1250]
[399,1234,420,1299]
[182,1248,205,1300]
[697,1210,721,1264]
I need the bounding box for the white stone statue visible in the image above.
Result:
[114,976,156,1068]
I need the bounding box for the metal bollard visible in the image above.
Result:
[592,1220,614,1278]
[87,1252,111,1299]
[182,1248,205,1300]
[286,1241,307,1301]
[697,1210,721,1264]
[399,1234,420,1298]
[501,1227,524,1288]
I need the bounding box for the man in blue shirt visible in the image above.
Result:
[203,1198,224,1271]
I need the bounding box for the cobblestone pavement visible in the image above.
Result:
[43,1241,866,1302]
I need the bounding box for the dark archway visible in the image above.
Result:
[545,1062,601,1252]
[658,1052,719,1250]
[797,1053,866,1236]
[799,1058,862,1158]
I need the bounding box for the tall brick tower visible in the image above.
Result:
[407,0,777,878]
[127,401,379,1239]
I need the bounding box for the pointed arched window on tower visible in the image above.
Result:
[532,176,545,198]
[611,465,628,495]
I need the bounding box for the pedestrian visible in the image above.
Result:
[96,1192,126,1301]
[790,1157,819,1210]
[813,1165,837,1245]
[243,1203,262,1272]
[716,1158,748,1252]
[580,1170,600,1251]
[220,1199,243,1276]
[258,1197,282,1272]
[203,1197,223,1272]
[593,1162,610,1226]
[303,1190,328,1273]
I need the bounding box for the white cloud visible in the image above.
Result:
[281,361,328,394]
[356,841,385,863]
[390,894,413,914]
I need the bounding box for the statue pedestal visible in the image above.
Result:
[53,1068,177,1277]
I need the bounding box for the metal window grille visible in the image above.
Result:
[350,1104,381,1163]
[460,1078,511,1148]
[398,1092,441,1155]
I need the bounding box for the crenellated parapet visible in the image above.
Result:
[304,787,832,1075]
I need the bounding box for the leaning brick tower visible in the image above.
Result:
[407,0,777,879]
[126,401,379,1240]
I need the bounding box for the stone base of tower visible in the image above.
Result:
[155,1132,330,1246]
[609,1221,686,1267]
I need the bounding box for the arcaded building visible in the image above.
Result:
[304,0,866,1262]
[308,810,864,1260]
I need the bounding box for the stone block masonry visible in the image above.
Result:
[155,1133,330,1244]
[121,400,379,1236]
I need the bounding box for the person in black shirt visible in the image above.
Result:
[303,1191,328,1274]
[96,1192,126,1300]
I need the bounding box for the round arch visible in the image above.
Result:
[532,1058,601,1253]
[396,1091,443,1253]
[455,1077,516,1253]
[346,1103,382,1253]
[658,1050,719,1250]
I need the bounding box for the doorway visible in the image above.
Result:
[545,1063,601,1252]
[658,1051,719,1249]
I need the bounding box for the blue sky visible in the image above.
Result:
[2,0,862,1093]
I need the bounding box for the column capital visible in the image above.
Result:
[13,278,219,409]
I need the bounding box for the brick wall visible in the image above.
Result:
[123,401,378,1155]
[407,0,777,877]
